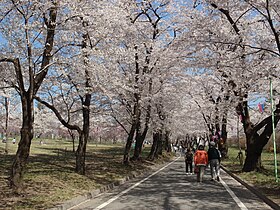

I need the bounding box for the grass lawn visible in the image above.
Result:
[222,147,280,205]
[0,138,172,210]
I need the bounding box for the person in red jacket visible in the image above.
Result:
[194,144,208,182]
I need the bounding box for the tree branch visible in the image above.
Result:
[34,96,82,133]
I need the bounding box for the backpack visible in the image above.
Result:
[209,147,221,160]
[185,152,193,162]
[195,150,208,165]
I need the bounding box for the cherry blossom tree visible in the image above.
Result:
[99,0,191,163]
[34,0,136,173]
[0,0,60,191]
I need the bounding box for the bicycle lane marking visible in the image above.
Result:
[93,156,181,210]
[219,172,248,210]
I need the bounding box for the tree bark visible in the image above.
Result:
[241,102,280,172]
[147,131,159,161]
[10,93,34,192]
[75,132,86,174]
[131,102,151,161]
[68,129,76,152]
[4,97,9,154]
[164,130,171,152]
[131,129,143,161]
[131,81,152,161]
[123,122,137,165]
[156,130,163,156]
[75,90,91,174]
[123,43,141,164]
[219,113,228,158]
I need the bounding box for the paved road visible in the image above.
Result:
[70,156,273,210]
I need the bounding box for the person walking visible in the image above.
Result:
[208,141,221,181]
[194,144,208,182]
[184,148,193,174]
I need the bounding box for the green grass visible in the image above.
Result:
[222,147,280,205]
[0,138,173,210]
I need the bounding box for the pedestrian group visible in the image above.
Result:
[184,141,221,182]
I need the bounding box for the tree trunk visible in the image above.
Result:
[10,95,34,192]
[148,129,164,160]
[75,132,86,174]
[242,133,261,171]
[147,132,159,160]
[4,97,9,154]
[131,119,149,161]
[242,121,279,172]
[242,102,280,172]
[123,122,137,165]
[132,96,152,161]
[219,114,228,158]
[75,89,91,174]
[68,129,76,152]
[164,130,171,152]
[156,130,163,157]
[131,132,142,161]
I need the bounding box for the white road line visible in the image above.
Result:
[93,156,181,210]
[68,199,91,210]
[220,176,248,210]
[67,193,105,210]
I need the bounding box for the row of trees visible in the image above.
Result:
[0,0,279,193]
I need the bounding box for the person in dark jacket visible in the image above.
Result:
[185,148,193,174]
[207,141,221,181]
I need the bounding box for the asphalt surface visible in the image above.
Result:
[51,156,278,210]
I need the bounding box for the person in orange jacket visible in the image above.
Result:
[194,144,208,182]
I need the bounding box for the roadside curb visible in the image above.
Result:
[221,165,280,210]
